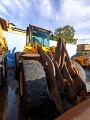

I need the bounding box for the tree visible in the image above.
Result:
[53,25,78,44]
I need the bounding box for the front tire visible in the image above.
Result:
[19,60,50,110]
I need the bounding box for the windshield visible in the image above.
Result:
[31,27,50,46]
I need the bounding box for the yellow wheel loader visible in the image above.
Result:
[0,24,8,86]
[15,24,89,120]
[15,25,55,80]
[72,44,90,67]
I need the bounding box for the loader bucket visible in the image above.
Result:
[55,99,90,120]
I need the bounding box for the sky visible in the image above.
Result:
[0,0,90,44]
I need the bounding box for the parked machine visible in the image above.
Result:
[15,25,55,80]
[0,24,8,86]
[15,24,89,119]
[72,43,90,67]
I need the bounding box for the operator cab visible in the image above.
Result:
[26,24,52,47]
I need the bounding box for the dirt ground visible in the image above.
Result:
[0,68,90,120]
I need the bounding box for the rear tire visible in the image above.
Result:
[15,52,21,80]
[15,52,26,80]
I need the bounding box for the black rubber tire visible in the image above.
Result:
[19,60,51,111]
[4,55,7,79]
[0,55,7,86]
[3,55,7,79]
[0,67,3,86]
[73,61,86,82]
[15,52,21,80]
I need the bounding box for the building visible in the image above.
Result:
[0,17,26,35]
[0,17,26,68]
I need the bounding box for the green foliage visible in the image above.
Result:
[53,25,78,44]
